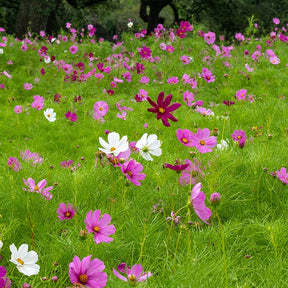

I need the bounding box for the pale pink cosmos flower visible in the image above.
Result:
[14,105,22,113]
[139,76,150,84]
[195,107,214,116]
[3,71,12,78]
[245,63,254,72]
[235,33,245,41]
[203,31,216,44]
[121,159,146,186]
[191,128,217,153]
[113,263,152,283]
[84,210,116,244]
[60,159,73,168]
[23,178,53,200]
[179,158,205,186]
[94,101,108,117]
[273,18,280,25]
[117,111,127,120]
[24,83,33,90]
[135,89,148,102]
[20,149,43,165]
[270,56,280,64]
[190,182,212,224]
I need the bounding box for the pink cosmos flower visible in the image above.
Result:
[94,101,108,117]
[235,33,245,41]
[183,90,194,107]
[235,89,247,101]
[232,129,247,143]
[121,159,146,186]
[273,18,280,25]
[14,105,22,113]
[23,178,53,200]
[129,141,139,153]
[135,89,148,102]
[0,266,11,288]
[167,76,179,85]
[166,45,174,53]
[57,203,76,220]
[195,107,214,116]
[122,71,132,82]
[113,263,152,283]
[191,128,217,153]
[21,44,28,51]
[69,255,107,288]
[203,31,216,44]
[69,45,78,54]
[190,182,212,224]
[164,163,189,174]
[65,111,78,122]
[147,91,181,127]
[117,111,127,120]
[276,167,288,185]
[176,128,193,147]
[31,95,44,110]
[7,157,22,172]
[270,56,280,64]
[116,100,133,112]
[181,55,191,65]
[245,63,254,72]
[199,67,215,83]
[84,210,116,244]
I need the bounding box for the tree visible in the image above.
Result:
[140,0,179,34]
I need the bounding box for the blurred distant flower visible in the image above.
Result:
[210,192,221,203]
[0,265,11,288]
[113,263,152,283]
[10,243,40,276]
[166,211,182,224]
[20,149,43,165]
[7,157,22,172]
[69,45,78,54]
[31,95,44,110]
[24,83,33,90]
[60,159,73,168]
[235,33,245,41]
[69,255,107,288]
[127,21,133,28]
[276,167,288,185]
[273,18,280,25]
[216,139,229,151]
[14,105,22,114]
[84,210,116,244]
[203,31,216,44]
[94,101,108,117]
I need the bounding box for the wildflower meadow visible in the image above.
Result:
[1,17,288,287]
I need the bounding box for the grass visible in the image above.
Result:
[0,21,288,287]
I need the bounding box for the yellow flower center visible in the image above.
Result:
[237,135,241,139]
[182,138,188,143]
[128,274,136,281]
[200,140,206,145]
[93,226,100,232]
[65,212,71,217]
[34,185,39,191]
[47,114,50,117]
[16,258,24,265]
[99,107,103,111]
[158,107,165,113]
[79,274,88,284]
[110,147,116,152]
[127,171,132,176]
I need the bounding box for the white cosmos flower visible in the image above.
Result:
[127,21,133,28]
[44,55,51,63]
[0,48,3,54]
[44,108,56,122]
[0,240,3,249]
[99,131,129,156]
[216,139,229,151]
[136,133,162,161]
[10,243,40,276]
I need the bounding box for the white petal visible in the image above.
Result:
[99,137,110,150]
[146,134,158,146]
[141,152,153,161]
[108,132,120,146]
[17,263,40,276]
[149,148,162,157]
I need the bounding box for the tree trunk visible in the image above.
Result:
[15,0,46,39]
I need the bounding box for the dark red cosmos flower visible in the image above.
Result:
[223,100,235,106]
[164,163,189,173]
[147,92,181,127]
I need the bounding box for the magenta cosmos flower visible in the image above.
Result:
[191,128,217,153]
[65,111,78,122]
[190,183,212,224]
[113,263,152,283]
[176,128,193,147]
[231,129,247,148]
[57,203,76,220]
[121,159,146,186]
[84,210,116,244]
[69,255,107,288]
[23,178,53,201]
[147,91,181,127]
